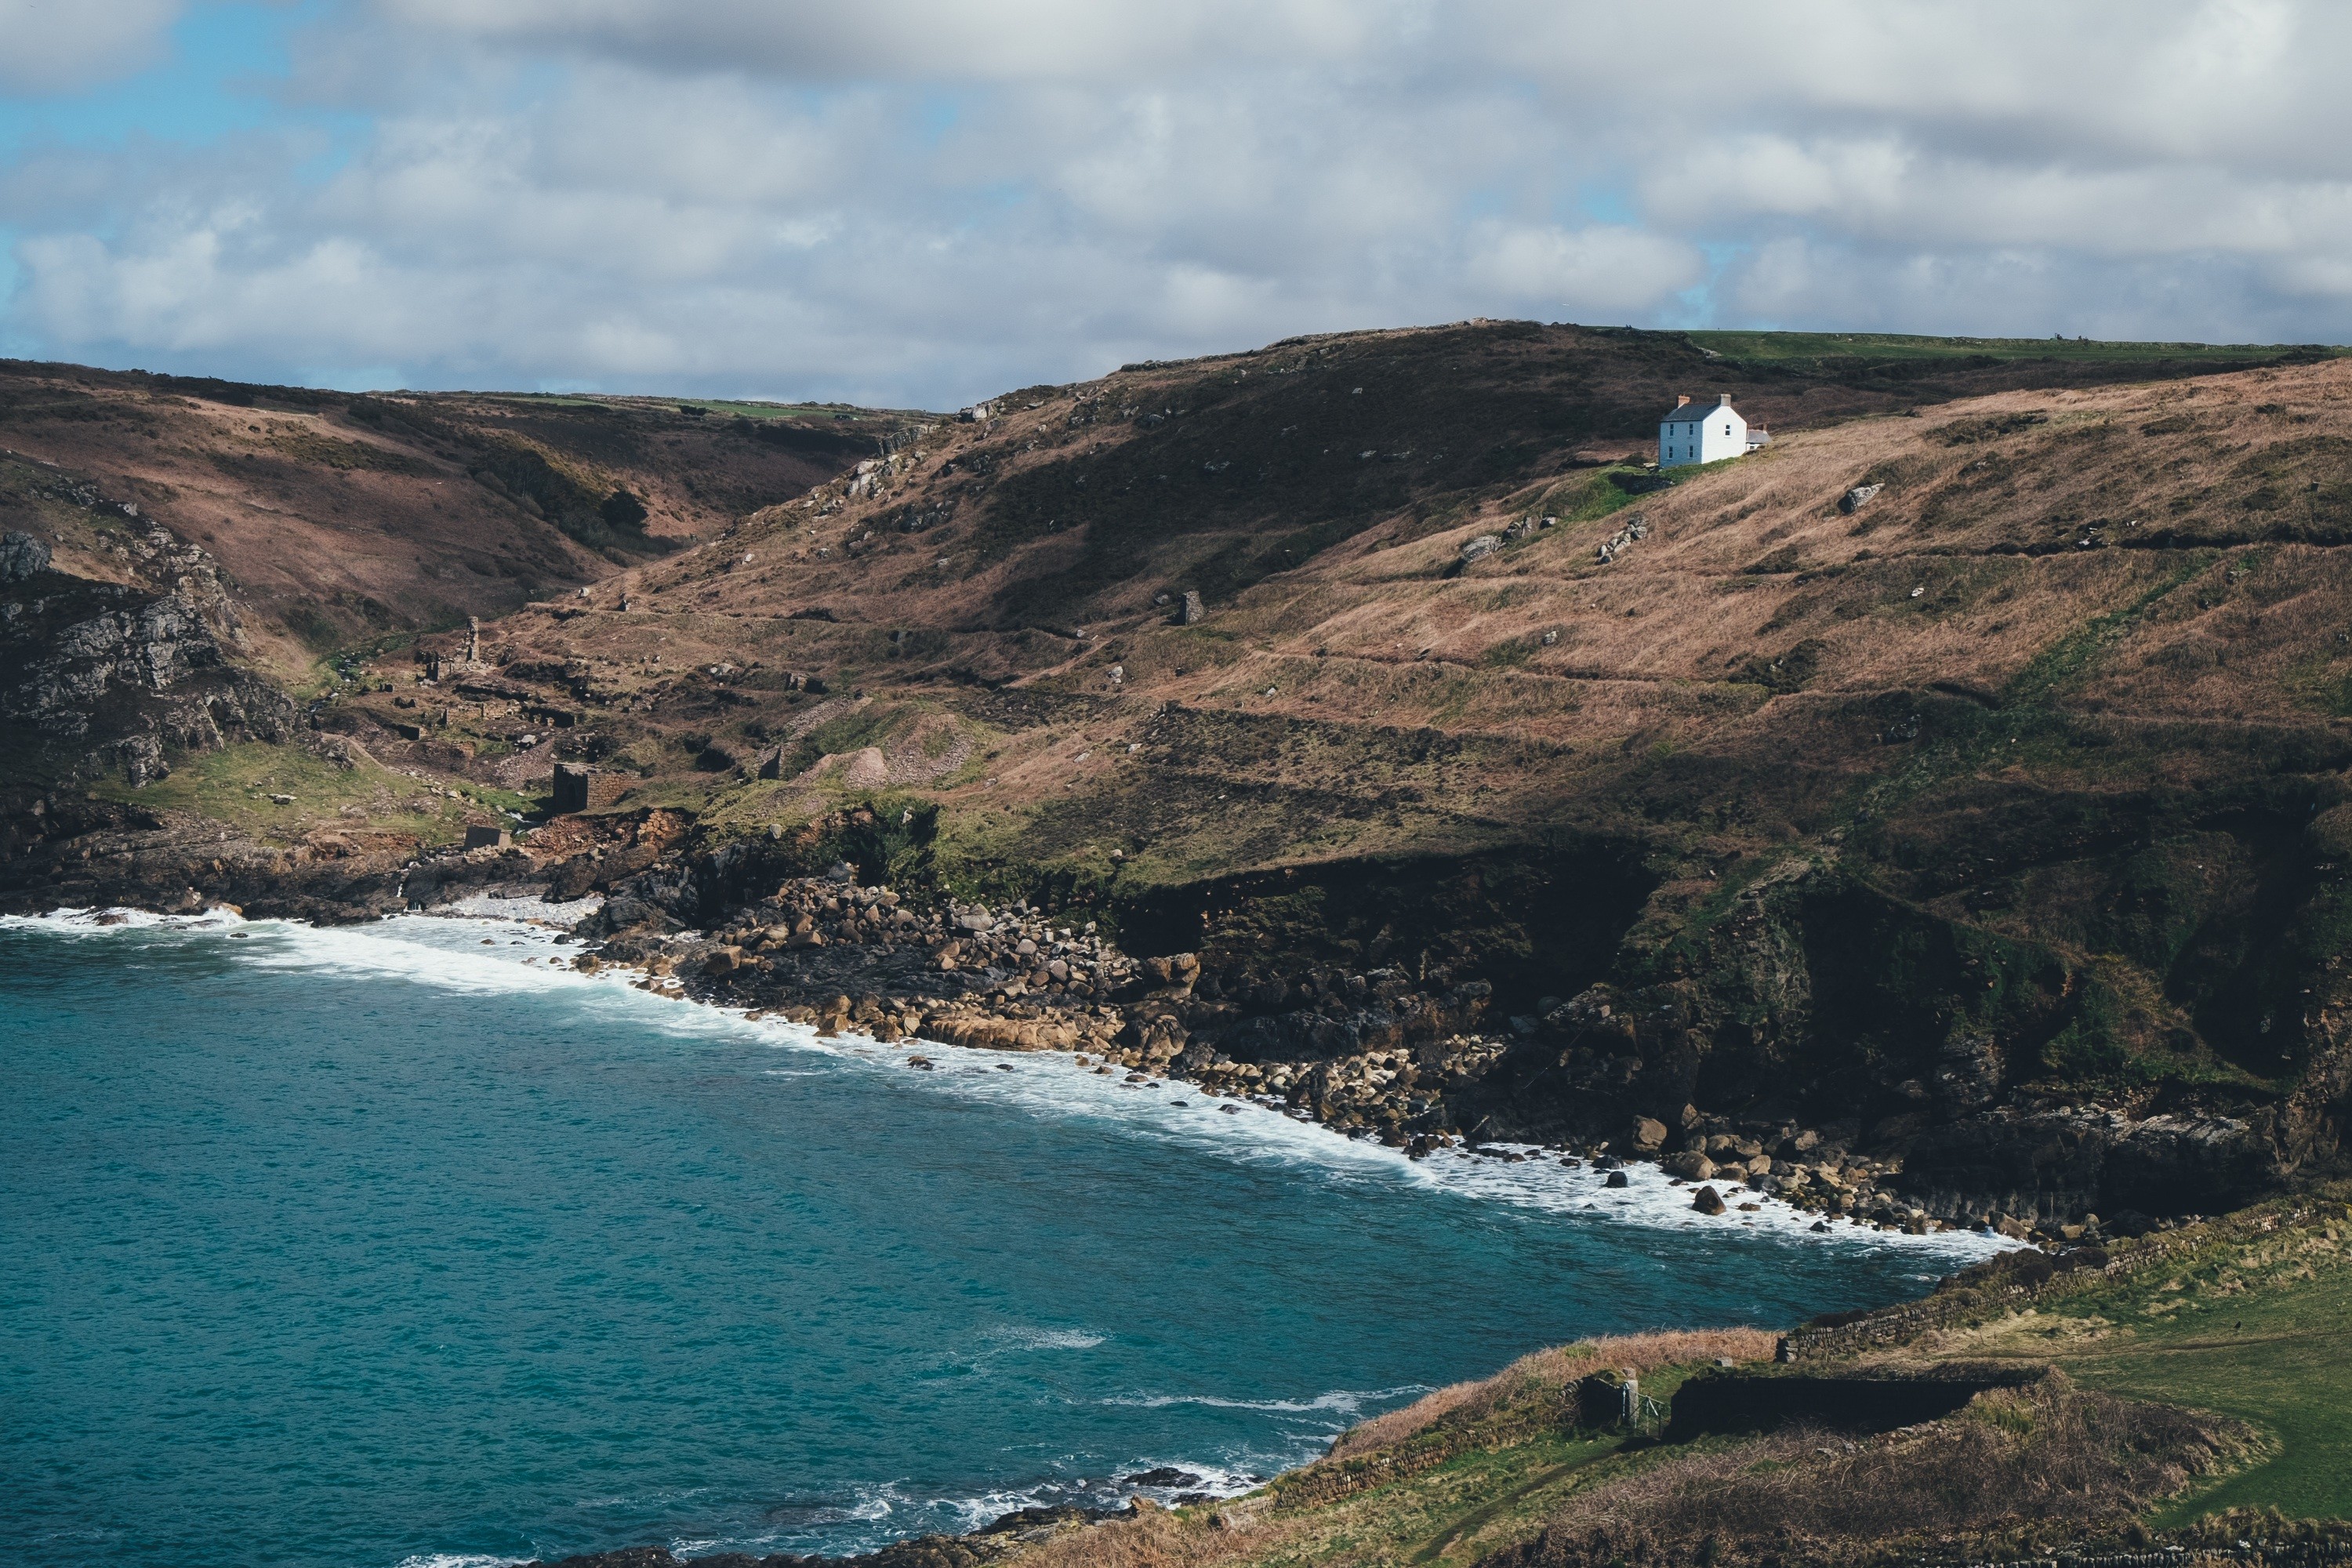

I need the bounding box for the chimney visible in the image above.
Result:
[1675,394,1691,408]
[1718,394,1733,406]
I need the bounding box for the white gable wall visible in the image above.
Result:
[1658,396,1748,468]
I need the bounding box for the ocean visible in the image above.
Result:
[0,909,2002,1568]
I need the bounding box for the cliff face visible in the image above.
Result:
[9,325,2352,1223]
[1,525,294,787]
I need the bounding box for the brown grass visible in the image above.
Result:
[1496,1370,2254,1568]
[1329,1328,1778,1460]
[971,1361,2251,1568]
[548,349,2352,848]
[1003,1508,1236,1568]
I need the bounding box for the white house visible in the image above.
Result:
[1658,394,1765,468]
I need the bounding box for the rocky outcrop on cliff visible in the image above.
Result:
[0,790,415,923]
[0,527,294,786]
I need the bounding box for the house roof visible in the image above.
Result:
[1660,396,1742,424]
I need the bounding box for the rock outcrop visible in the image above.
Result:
[0,523,292,785]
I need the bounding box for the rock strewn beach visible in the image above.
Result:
[5,793,2233,1247]
[558,845,2056,1247]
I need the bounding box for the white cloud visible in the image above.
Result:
[372,0,1413,81]
[0,0,182,93]
[13,0,2352,404]
[1465,222,1701,315]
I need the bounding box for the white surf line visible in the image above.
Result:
[431,889,606,924]
[6,907,2018,1264]
[752,1023,2016,1265]
[1,905,248,934]
[1099,1384,1431,1417]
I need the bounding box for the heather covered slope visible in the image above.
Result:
[0,358,894,674]
[609,321,2322,634]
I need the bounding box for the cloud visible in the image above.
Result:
[1465,223,1702,317]
[0,0,183,93]
[371,0,1413,81]
[11,0,2352,405]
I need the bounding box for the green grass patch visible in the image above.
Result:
[1537,466,1658,528]
[2026,964,2275,1095]
[1230,1432,1628,1568]
[1925,1194,2352,1522]
[1998,554,2214,710]
[777,702,909,778]
[1685,330,2347,368]
[89,740,472,843]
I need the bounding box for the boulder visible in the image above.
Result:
[0,531,52,583]
[1123,1467,1204,1488]
[1604,1170,1630,1189]
[1839,483,1883,514]
[1691,1184,1728,1215]
[1662,1151,1715,1181]
[926,1014,1081,1052]
[1630,1116,1669,1151]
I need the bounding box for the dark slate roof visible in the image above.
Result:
[1659,397,1740,424]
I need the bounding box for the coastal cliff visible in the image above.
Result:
[10,326,2352,1228]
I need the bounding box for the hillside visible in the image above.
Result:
[0,358,901,673]
[12,323,2352,1227]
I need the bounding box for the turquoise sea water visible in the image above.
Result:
[0,912,2002,1568]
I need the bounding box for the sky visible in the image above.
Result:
[3,0,2351,409]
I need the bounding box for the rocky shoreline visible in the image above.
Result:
[516,1501,1147,1568]
[2,793,2271,1244]
[563,869,1998,1241]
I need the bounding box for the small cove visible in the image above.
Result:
[0,912,2002,1568]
